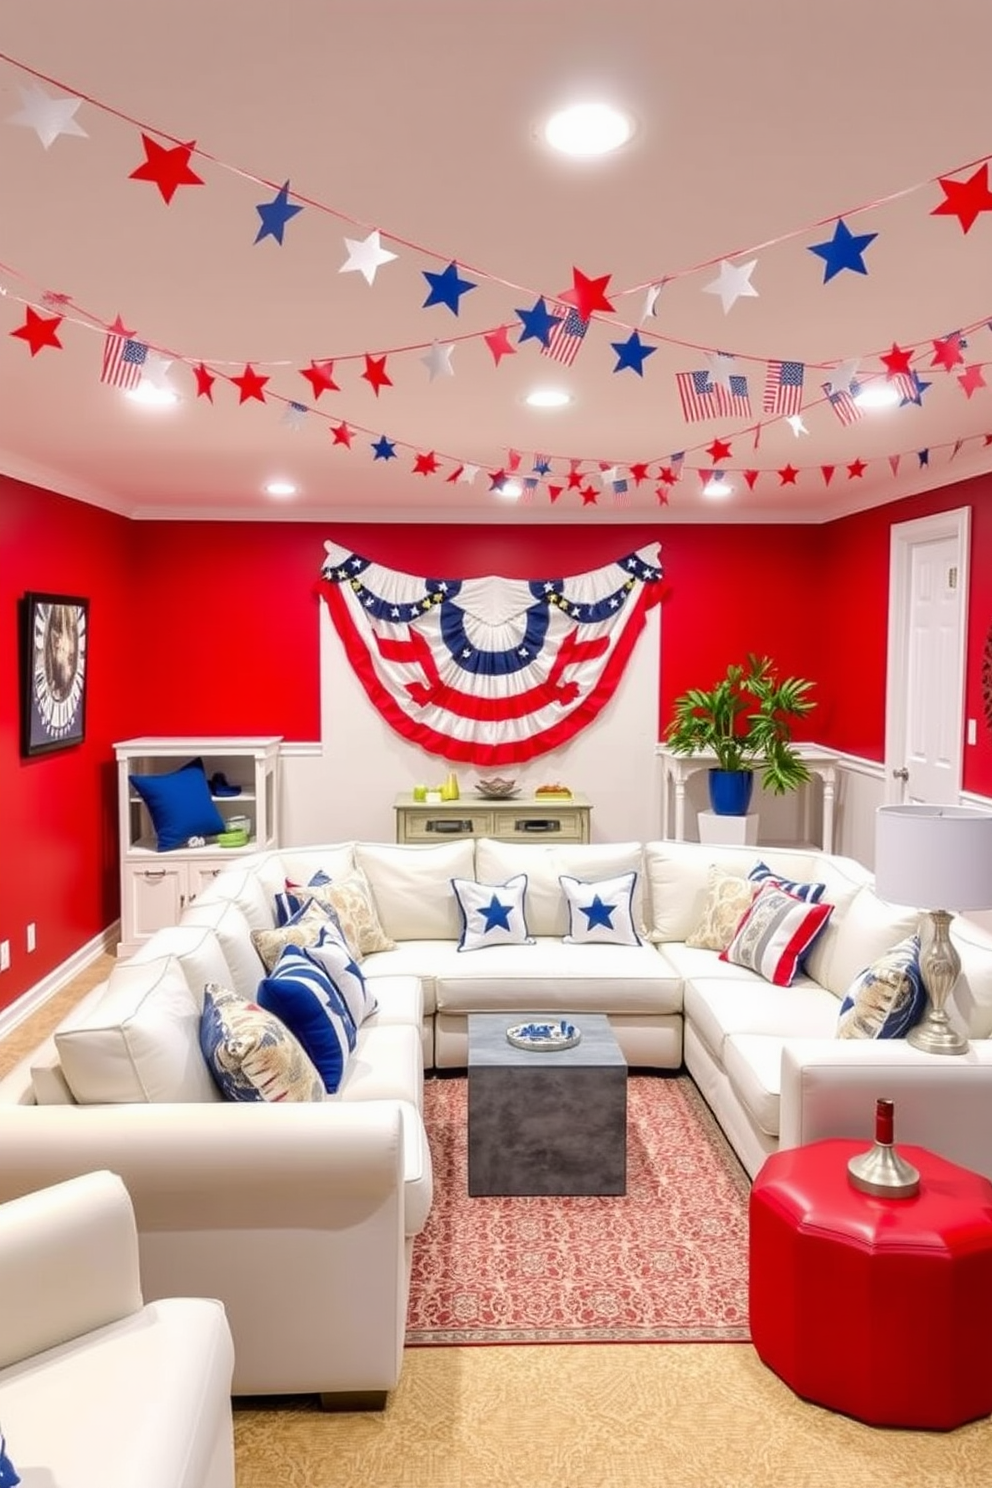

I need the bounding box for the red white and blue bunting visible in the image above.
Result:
[318,543,664,766]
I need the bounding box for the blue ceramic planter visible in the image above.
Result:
[708,768,755,816]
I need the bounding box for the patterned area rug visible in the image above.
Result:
[406,1073,751,1345]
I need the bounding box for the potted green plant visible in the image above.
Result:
[664,654,817,815]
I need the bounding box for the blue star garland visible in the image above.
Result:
[422,261,477,315]
[807,217,878,283]
[611,331,656,376]
[515,296,562,347]
[371,435,397,460]
[253,180,303,245]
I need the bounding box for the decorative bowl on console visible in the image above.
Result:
[475,777,519,799]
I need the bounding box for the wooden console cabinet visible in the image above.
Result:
[394,791,591,845]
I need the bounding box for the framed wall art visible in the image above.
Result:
[20,591,89,757]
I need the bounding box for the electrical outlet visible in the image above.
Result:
[26,923,36,953]
[0,941,9,973]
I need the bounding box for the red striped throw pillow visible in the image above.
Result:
[720,881,833,987]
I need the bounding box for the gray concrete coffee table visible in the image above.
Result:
[466,1012,627,1197]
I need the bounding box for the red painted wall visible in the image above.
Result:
[2,476,992,1012]
[817,478,992,796]
[0,476,134,1006]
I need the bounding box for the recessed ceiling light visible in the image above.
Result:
[265,479,297,497]
[525,388,573,409]
[496,479,523,500]
[543,103,633,157]
[125,382,179,407]
[703,477,733,498]
[854,383,901,409]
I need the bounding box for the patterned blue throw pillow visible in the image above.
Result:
[256,945,356,1092]
[199,984,325,1103]
[451,874,534,952]
[304,926,378,1027]
[748,860,826,903]
[837,935,927,1039]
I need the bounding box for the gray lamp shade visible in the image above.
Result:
[875,805,992,911]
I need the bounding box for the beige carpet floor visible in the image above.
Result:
[5,955,992,1484]
[234,1344,992,1488]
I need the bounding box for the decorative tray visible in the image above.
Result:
[475,777,519,799]
[506,1020,581,1052]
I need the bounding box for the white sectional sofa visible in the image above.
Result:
[1,832,991,1405]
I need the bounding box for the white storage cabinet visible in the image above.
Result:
[114,736,282,953]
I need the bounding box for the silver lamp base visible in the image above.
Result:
[848,1142,920,1199]
[907,908,969,1056]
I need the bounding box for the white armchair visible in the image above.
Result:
[0,1170,235,1488]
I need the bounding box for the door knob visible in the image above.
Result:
[892,767,909,782]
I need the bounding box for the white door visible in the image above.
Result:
[885,509,970,805]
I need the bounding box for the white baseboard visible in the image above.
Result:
[0,922,120,1041]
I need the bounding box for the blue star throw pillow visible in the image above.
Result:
[451,874,535,952]
[560,871,642,946]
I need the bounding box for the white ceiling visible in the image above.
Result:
[3,1,992,524]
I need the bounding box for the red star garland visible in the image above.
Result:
[880,343,914,380]
[230,363,269,403]
[930,333,965,372]
[931,164,992,234]
[483,325,516,366]
[106,313,135,339]
[413,451,439,476]
[655,484,670,506]
[847,458,867,479]
[743,469,759,490]
[706,437,733,463]
[192,363,215,400]
[580,484,599,505]
[299,360,340,399]
[559,267,615,320]
[330,422,354,447]
[129,134,204,204]
[958,364,987,399]
[656,466,679,486]
[566,470,585,491]
[777,464,799,485]
[362,354,392,395]
[628,462,650,485]
[10,307,63,355]
[821,465,836,485]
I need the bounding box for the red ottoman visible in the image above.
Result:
[749,1139,992,1429]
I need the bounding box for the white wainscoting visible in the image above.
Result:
[279,601,662,847]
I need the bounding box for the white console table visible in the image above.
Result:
[657,745,839,854]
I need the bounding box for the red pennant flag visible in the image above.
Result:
[820,465,835,486]
[743,469,759,490]
[888,454,901,477]
[547,484,562,503]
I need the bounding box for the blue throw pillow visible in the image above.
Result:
[256,945,356,1093]
[748,860,826,903]
[129,757,226,852]
[837,935,927,1039]
[0,1429,19,1487]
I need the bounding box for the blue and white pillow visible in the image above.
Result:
[560,871,641,946]
[837,935,927,1039]
[256,945,356,1093]
[748,860,826,903]
[304,925,379,1027]
[199,984,325,1103]
[0,1428,19,1487]
[452,874,534,952]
